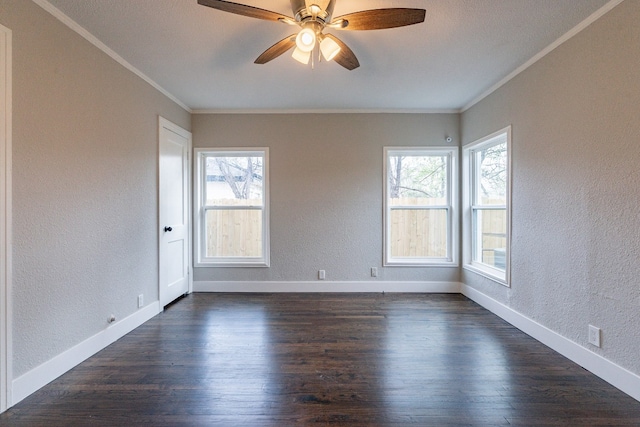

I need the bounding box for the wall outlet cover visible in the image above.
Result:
[588,325,601,347]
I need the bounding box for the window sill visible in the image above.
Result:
[384,259,458,268]
[195,260,270,268]
[463,263,509,287]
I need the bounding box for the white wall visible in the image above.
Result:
[192,113,460,285]
[1,0,190,379]
[461,0,640,376]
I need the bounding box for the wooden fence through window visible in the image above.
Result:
[205,198,506,261]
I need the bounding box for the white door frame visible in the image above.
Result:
[158,117,192,306]
[0,24,12,412]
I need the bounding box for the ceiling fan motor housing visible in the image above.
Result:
[290,0,336,24]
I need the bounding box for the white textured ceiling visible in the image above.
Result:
[42,0,611,112]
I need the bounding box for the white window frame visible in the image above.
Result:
[194,148,270,267]
[462,127,511,286]
[383,146,458,267]
[0,24,11,412]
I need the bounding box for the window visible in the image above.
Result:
[384,147,458,266]
[463,127,511,284]
[195,148,269,267]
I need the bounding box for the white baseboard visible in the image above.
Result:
[460,284,640,402]
[11,302,161,406]
[194,280,462,293]
[193,280,460,294]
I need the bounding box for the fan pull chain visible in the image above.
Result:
[312,43,323,70]
[311,43,318,69]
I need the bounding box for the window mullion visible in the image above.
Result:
[470,205,506,210]
[205,205,264,211]
[390,205,450,210]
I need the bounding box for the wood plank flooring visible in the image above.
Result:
[2,293,640,426]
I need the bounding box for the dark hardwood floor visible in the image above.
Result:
[2,293,639,426]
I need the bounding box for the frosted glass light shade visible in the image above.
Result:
[320,37,341,61]
[292,47,311,64]
[295,28,316,53]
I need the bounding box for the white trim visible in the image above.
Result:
[462,0,625,112]
[462,126,511,286]
[191,109,461,115]
[0,24,11,413]
[11,302,160,406]
[194,148,270,268]
[159,116,191,140]
[194,281,462,293]
[461,284,640,402]
[463,264,508,286]
[31,0,191,113]
[383,146,459,267]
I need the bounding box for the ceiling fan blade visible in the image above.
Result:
[198,0,293,22]
[324,34,359,70]
[255,35,297,64]
[331,8,426,31]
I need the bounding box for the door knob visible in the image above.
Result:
[164,226,173,232]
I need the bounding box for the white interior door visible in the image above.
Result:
[159,118,191,307]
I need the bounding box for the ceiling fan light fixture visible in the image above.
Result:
[320,36,341,61]
[292,47,312,64]
[198,0,426,71]
[295,27,317,52]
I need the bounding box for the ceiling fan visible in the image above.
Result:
[197,0,426,70]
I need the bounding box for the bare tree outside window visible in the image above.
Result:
[478,143,507,204]
[206,156,263,203]
[388,155,446,203]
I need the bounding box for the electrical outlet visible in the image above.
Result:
[371,267,378,278]
[318,270,325,280]
[588,325,601,347]
[138,294,144,308]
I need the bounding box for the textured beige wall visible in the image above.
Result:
[1,0,190,377]
[192,113,460,283]
[462,0,640,374]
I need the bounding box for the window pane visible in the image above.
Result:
[475,143,507,205]
[390,209,447,258]
[205,209,263,258]
[205,156,263,206]
[389,155,447,206]
[473,208,507,270]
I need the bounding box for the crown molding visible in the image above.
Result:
[32,0,192,113]
[191,108,461,115]
[462,0,625,112]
